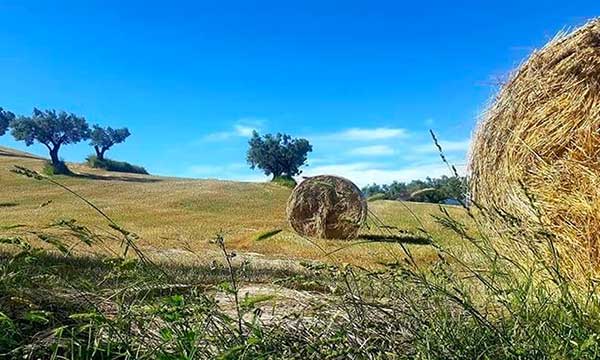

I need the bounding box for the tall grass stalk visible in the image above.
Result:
[3,165,600,359]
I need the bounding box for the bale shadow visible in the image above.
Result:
[357,233,431,245]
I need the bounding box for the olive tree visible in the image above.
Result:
[247,131,312,180]
[0,107,15,136]
[90,125,131,160]
[11,108,90,168]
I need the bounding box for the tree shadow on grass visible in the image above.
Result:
[71,172,162,183]
[0,250,318,293]
[0,202,19,208]
[2,150,161,183]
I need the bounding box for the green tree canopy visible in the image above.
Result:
[90,125,131,160]
[11,108,90,168]
[247,131,312,179]
[362,175,467,204]
[0,107,15,136]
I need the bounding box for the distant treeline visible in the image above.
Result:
[362,175,467,204]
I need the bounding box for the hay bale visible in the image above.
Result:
[470,18,600,264]
[287,175,367,239]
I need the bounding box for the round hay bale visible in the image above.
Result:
[470,19,600,264]
[287,175,367,239]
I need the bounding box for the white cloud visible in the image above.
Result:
[348,145,395,156]
[203,131,236,141]
[310,127,409,143]
[190,122,471,186]
[414,139,471,153]
[300,161,465,187]
[336,127,408,141]
[233,124,255,137]
[202,118,264,141]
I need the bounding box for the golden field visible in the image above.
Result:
[0,146,470,268]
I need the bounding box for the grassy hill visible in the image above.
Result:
[6,146,588,359]
[0,146,470,268]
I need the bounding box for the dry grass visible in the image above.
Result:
[0,146,470,268]
[470,18,600,277]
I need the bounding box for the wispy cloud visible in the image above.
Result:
[310,127,409,143]
[348,145,395,156]
[189,122,470,186]
[233,124,255,137]
[336,127,408,141]
[301,161,465,187]
[202,118,264,141]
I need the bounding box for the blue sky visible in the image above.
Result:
[0,1,598,186]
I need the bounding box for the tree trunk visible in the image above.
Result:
[94,146,102,160]
[49,147,60,166]
[94,146,108,160]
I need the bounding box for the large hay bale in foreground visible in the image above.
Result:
[470,19,600,264]
[287,175,367,239]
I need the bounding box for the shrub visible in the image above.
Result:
[42,160,71,175]
[271,175,297,188]
[86,155,148,175]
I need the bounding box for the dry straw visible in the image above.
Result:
[470,18,600,274]
[287,175,367,240]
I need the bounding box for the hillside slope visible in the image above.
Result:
[0,147,469,267]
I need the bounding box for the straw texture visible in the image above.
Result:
[470,19,600,267]
[287,175,367,239]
